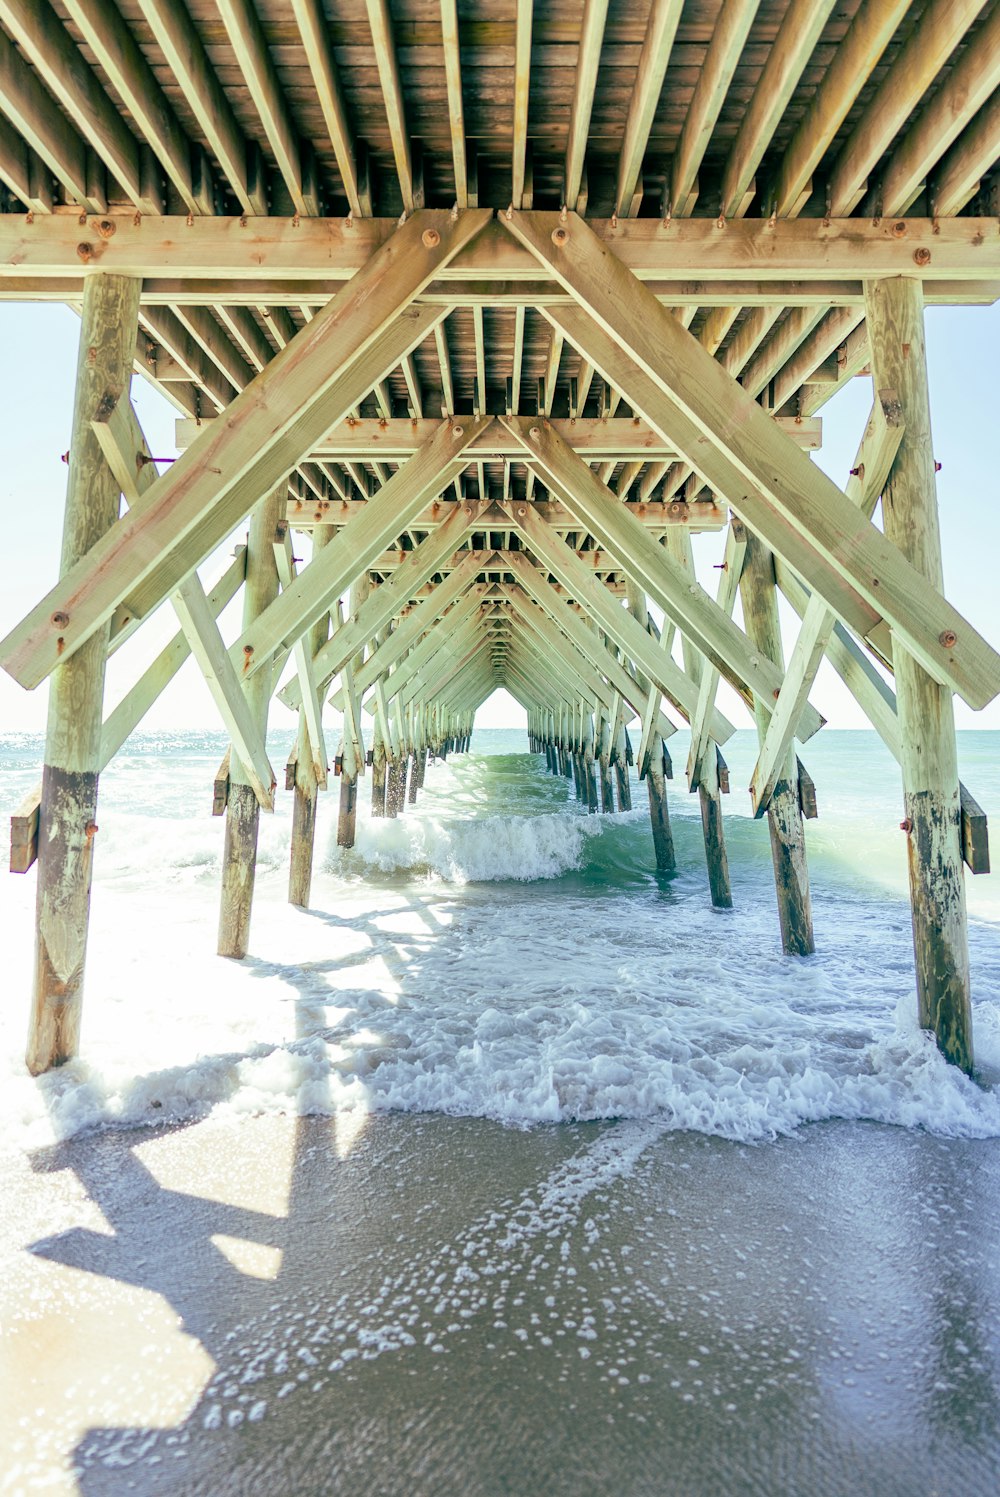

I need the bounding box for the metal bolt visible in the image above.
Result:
[451,423,464,437]
[422,228,441,248]
[95,218,116,240]
[551,226,569,246]
[528,425,541,440]
[891,220,907,238]
[939,629,957,649]
[900,819,912,834]
[51,611,69,628]
[76,242,94,262]
[913,247,932,266]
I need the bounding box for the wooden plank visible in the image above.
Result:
[1,210,490,691]
[232,415,490,680]
[511,0,533,209]
[669,0,760,218]
[213,748,231,817]
[137,0,267,215]
[274,530,328,787]
[0,113,53,214]
[827,0,988,216]
[279,501,483,710]
[796,757,818,819]
[507,213,1000,709]
[365,0,415,212]
[2,215,999,285]
[439,0,467,209]
[291,0,363,217]
[0,0,153,211]
[503,413,824,735]
[504,504,735,742]
[10,787,39,874]
[616,0,684,216]
[770,0,911,218]
[718,0,838,218]
[878,5,1000,216]
[686,518,747,789]
[0,26,96,210]
[960,785,990,875]
[564,0,609,210]
[216,0,319,217]
[931,93,1000,216]
[748,393,904,815]
[63,0,213,217]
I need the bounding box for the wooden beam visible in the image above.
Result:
[669,0,760,218]
[748,394,904,815]
[878,5,1000,216]
[2,215,999,285]
[0,0,155,211]
[365,0,415,212]
[502,415,821,734]
[686,518,747,790]
[217,0,320,217]
[136,0,266,215]
[718,0,837,218]
[502,531,731,740]
[770,0,911,218]
[505,212,1000,709]
[291,0,363,216]
[1,210,490,690]
[62,0,214,218]
[0,110,52,215]
[827,0,988,216]
[274,531,328,786]
[0,25,98,210]
[232,416,491,681]
[564,0,609,210]
[511,0,533,209]
[615,0,683,217]
[439,0,468,209]
[931,93,1000,216]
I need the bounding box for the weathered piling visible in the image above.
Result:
[665,530,732,908]
[626,580,675,872]
[218,483,284,959]
[739,530,814,956]
[371,732,388,816]
[288,526,335,908]
[865,277,973,1073]
[26,273,141,1074]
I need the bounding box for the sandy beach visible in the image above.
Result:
[3,1112,999,1496]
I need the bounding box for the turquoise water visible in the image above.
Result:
[1,728,998,1142]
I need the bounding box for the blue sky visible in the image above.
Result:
[0,297,997,736]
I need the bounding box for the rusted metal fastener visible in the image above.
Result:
[85,822,99,840]
[528,426,541,440]
[77,242,94,262]
[51,611,69,628]
[243,644,254,656]
[939,629,957,648]
[891,221,907,238]
[422,228,441,248]
[95,218,116,240]
[913,247,932,266]
[900,819,913,834]
[551,226,569,246]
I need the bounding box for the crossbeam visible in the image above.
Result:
[1,209,490,691]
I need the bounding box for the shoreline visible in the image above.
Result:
[4,1111,1000,1496]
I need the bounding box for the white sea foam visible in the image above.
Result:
[2,730,999,1150]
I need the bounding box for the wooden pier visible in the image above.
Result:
[1,0,998,1076]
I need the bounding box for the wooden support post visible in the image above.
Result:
[739,529,814,955]
[665,529,732,908]
[865,276,973,1073]
[218,483,284,959]
[336,574,370,849]
[26,272,140,1075]
[598,712,615,812]
[626,579,675,873]
[371,731,388,816]
[699,748,733,910]
[614,717,632,811]
[289,524,334,908]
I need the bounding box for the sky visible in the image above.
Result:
[0,296,997,739]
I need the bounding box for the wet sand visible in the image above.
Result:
[3,1113,1000,1497]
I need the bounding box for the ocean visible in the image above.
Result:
[3,728,1000,1495]
[1,726,998,1146]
